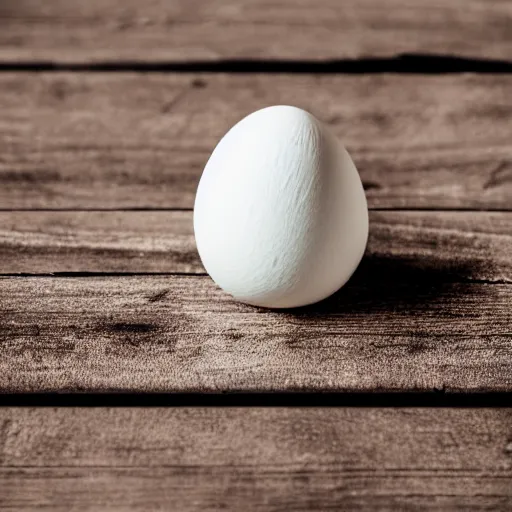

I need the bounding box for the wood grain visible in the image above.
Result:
[1,211,511,282]
[0,275,510,392]
[0,73,510,209]
[1,0,511,63]
[1,408,511,510]
[0,211,198,274]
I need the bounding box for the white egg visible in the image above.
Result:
[194,105,368,308]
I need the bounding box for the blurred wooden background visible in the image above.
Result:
[0,0,511,509]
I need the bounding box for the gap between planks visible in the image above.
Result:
[0,54,511,74]
[2,207,512,212]
[1,392,512,407]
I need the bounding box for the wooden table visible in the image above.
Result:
[1,1,511,509]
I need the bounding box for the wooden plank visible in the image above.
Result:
[0,275,510,392]
[1,408,511,510]
[1,211,511,282]
[0,211,198,274]
[1,0,511,63]
[0,73,510,210]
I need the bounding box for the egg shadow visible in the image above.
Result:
[281,252,483,318]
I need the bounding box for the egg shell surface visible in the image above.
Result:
[194,105,368,308]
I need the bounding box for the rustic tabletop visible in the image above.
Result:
[1,0,511,510]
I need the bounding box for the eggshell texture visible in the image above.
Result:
[194,105,368,308]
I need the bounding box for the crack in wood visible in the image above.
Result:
[0,392,511,407]
[0,54,511,74]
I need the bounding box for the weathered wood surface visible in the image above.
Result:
[1,408,511,510]
[1,73,510,210]
[1,0,511,63]
[1,211,511,281]
[0,211,197,274]
[1,2,510,509]
[0,275,510,392]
